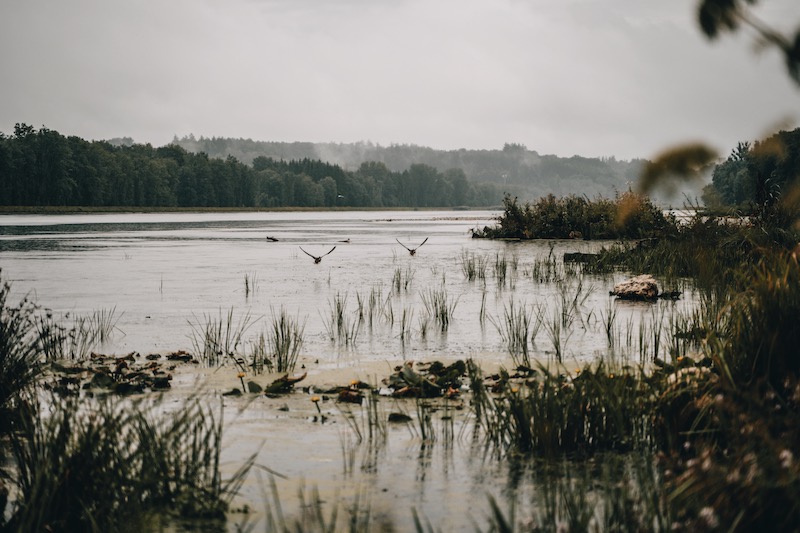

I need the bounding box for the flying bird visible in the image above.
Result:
[396,237,428,256]
[300,246,336,264]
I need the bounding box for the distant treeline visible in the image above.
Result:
[0,124,504,208]
[172,136,651,201]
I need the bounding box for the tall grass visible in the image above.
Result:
[470,361,659,458]
[188,308,256,367]
[0,276,41,419]
[5,395,254,532]
[244,271,258,298]
[461,250,488,282]
[321,292,360,346]
[392,266,415,293]
[420,287,459,333]
[35,307,122,361]
[489,301,545,367]
[266,307,306,372]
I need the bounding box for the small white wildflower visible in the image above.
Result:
[699,506,719,529]
[780,449,794,469]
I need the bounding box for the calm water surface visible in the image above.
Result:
[0,210,698,530]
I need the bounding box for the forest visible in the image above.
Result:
[0,124,505,209]
[173,136,649,201]
[3,120,796,210]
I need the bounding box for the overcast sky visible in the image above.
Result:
[1,0,797,160]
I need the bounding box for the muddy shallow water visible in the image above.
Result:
[0,210,698,530]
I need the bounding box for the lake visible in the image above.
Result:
[0,210,698,530]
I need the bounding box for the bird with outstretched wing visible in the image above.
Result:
[396,237,428,256]
[300,246,336,264]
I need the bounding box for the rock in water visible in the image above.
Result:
[611,275,658,300]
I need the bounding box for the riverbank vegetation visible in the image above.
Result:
[471,191,676,240]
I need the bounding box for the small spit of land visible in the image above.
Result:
[2,191,800,532]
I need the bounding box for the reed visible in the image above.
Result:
[243,271,258,298]
[392,266,415,293]
[600,298,618,349]
[470,362,659,458]
[399,307,414,344]
[367,285,382,329]
[414,398,436,444]
[544,304,572,362]
[0,277,41,418]
[489,301,544,367]
[420,287,459,333]
[494,252,508,288]
[266,307,306,372]
[5,394,253,532]
[247,331,269,374]
[460,250,488,282]
[188,308,256,367]
[34,306,122,361]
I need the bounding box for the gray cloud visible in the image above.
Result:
[0,0,796,160]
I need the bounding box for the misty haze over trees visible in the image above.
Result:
[173,136,650,201]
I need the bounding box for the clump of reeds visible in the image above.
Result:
[420,287,459,332]
[247,331,269,374]
[494,252,508,287]
[322,293,361,346]
[4,394,253,532]
[489,301,544,367]
[34,306,122,361]
[266,307,306,372]
[243,271,258,298]
[392,266,415,293]
[188,308,256,366]
[470,361,659,458]
[460,250,488,282]
[399,307,414,344]
[0,275,41,418]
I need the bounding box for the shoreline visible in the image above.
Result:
[0,205,500,215]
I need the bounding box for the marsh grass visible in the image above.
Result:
[420,287,459,333]
[0,277,41,418]
[544,304,571,362]
[460,250,488,282]
[35,306,122,361]
[392,266,415,293]
[188,308,256,367]
[600,299,618,349]
[5,394,253,532]
[266,307,306,372]
[322,293,361,346]
[243,271,258,298]
[399,307,414,344]
[470,361,658,458]
[526,243,560,284]
[247,332,269,374]
[494,252,509,288]
[489,301,545,367]
[414,398,436,444]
